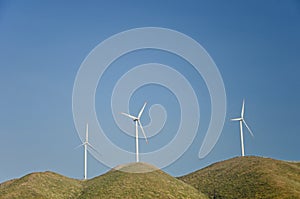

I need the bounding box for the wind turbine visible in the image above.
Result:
[121,102,148,162]
[76,123,98,180]
[231,99,254,157]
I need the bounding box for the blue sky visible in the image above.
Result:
[0,0,299,182]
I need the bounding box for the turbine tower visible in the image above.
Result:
[121,102,148,162]
[77,123,98,180]
[231,99,254,156]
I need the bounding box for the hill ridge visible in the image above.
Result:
[81,162,206,198]
[1,156,299,198]
[179,156,300,199]
[0,162,206,199]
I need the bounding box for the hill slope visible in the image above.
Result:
[0,171,82,199]
[0,163,207,199]
[1,157,299,198]
[179,156,300,199]
[80,162,207,199]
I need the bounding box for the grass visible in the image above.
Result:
[178,156,300,199]
[1,157,299,198]
[0,163,207,199]
[0,171,82,199]
[80,162,207,199]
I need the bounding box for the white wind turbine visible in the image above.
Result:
[231,99,254,157]
[76,123,98,180]
[121,102,148,162]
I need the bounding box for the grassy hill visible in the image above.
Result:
[0,171,82,199]
[0,163,207,199]
[179,156,300,199]
[79,162,207,199]
[1,157,299,198]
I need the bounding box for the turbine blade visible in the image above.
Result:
[243,120,254,137]
[86,123,89,142]
[74,143,84,150]
[138,102,147,119]
[241,99,245,118]
[87,142,101,156]
[138,120,148,144]
[120,112,137,120]
[231,118,241,121]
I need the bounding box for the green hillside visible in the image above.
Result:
[179,156,300,199]
[0,163,207,199]
[1,157,299,199]
[79,162,207,199]
[0,171,82,199]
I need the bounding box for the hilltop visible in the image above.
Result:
[0,171,82,198]
[179,156,300,199]
[0,162,207,199]
[80,162,207,199]
[0,157,299,198]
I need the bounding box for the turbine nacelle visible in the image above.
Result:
[231,118,243,121]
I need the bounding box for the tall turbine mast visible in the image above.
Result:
[231,99,254,156]
[76,123,98,180]
[121,102,148,162]
[84,123,88,180]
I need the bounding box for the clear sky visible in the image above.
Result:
[0,0,299,182]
